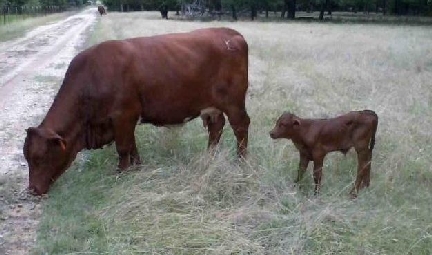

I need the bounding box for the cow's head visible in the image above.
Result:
[269,112,301,140]
[23,127,68,195]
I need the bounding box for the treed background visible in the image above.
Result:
[1,0,432,24]
[0,0,431,254]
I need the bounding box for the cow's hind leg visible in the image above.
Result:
[223,106,250,158]
[113,113,141,171]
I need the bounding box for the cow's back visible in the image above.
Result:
[47,27,248,128]
[122,28,249,126]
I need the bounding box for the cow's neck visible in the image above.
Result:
[292,119,314,145]
[40,89,87,156]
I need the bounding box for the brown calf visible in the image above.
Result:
[269,110,378,197]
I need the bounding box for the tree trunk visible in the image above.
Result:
[265,3,269,18]
[394,0,400,15]
[319,0,325,20]
[327,0,332,15]
[251,4,257,20]
[214,0,222,19]
[319,0,330,19]
[231,4,237,21]
[214,0,221,12]
[285,0,296,19]
[281,4,286,18]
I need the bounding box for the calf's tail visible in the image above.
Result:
[367,111,378,151]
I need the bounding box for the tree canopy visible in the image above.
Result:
[101,0,432,17]
[1,0,83,8]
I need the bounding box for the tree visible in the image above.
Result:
[284,0,296,19]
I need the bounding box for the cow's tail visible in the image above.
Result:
[366,110,378,152]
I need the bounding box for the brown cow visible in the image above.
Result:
[23,27,250,195]
[98,6,107,16]
[269,110,378,197]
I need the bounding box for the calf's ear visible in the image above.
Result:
[293,118,301,126]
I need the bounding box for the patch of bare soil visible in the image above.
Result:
[0,8,97,255]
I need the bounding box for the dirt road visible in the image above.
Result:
[0,8,97,254]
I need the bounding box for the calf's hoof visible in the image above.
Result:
[349,192,358,199]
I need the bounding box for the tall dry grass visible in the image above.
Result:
[33,12,432,254]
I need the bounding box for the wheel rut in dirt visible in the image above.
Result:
[0,8,98,255]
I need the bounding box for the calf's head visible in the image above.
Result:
[23,127,68,195]
[269,112,301,140]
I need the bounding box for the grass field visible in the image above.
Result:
[32,12,432,254]
[0,12,73,42]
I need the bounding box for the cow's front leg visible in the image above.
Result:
[312,152,325,195]
[295,152,309,183]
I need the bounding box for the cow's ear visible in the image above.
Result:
[49,137,67,151]
[26,127,38,136]
[293,119,301,126]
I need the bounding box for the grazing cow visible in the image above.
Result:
[269,110,378,197]
[23,27,250,195]
[160,4,168,19]
[98,6,107,15]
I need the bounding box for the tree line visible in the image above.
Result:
[103,0,432,19]
[1,0,88,10]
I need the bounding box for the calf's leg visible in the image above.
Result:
[361,151,372,189]
[312,154,325,195]
[350,149,370,197]
[295,152,310,183]
[203,111,226,150]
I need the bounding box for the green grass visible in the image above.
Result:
[0,12,73,42]
[32,12,432,255]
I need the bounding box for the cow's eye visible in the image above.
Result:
[33,159,41,166]
[32,155,44,166]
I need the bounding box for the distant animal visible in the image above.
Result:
[23,27,250,195]
[269,110,378,197]
[98,6,107,15]
[160,3,168,19]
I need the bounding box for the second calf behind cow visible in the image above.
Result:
[270,110,378,197]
